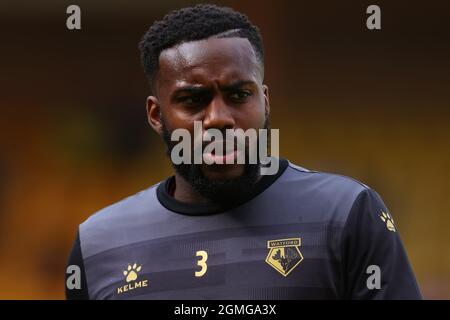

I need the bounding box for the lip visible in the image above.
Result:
[203,149,238,164]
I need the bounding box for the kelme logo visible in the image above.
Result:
[117,263,148,294]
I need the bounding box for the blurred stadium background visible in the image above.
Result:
[0,0,449,299]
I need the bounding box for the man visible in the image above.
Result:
[65,4,421,299]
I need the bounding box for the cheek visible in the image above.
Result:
[237,100,267,129]
[162,108,195,131]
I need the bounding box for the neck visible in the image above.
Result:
[172,170,262,205]
[172,173,211,204]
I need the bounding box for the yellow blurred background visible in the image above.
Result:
[0,0,449,299]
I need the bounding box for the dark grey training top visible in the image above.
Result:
[65,158,421,299]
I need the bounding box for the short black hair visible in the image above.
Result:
[139,4,264,93]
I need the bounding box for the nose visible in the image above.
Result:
[203,96,235,131]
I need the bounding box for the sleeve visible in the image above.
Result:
[340,188,422,299]
[65,230,90,300]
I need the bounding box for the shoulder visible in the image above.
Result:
[279,160,373,223]
[80,183,160,228]
[78,182,164,259]
[286,160,369,192]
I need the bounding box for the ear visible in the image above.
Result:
[146,96,163,136]
[262,84,270,117]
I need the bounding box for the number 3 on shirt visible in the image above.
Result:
[195,250,208,277]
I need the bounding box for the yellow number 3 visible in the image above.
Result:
[195,250,208,277]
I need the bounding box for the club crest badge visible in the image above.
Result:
[265,238,303,276]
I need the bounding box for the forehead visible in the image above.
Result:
[157,37,261,92]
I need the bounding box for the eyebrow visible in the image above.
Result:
[220,80,256,91]
[172,86,210,97]
[171,80,256,97]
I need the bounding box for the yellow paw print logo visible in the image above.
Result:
[123,263,142,283]
[379,211,396,232]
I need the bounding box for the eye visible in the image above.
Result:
[178,94,209,106]
[228,90,252,102]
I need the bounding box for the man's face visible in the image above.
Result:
[147,37,269,199]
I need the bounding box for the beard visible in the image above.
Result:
[161,117,269,203]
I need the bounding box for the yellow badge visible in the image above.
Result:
[265,238,303,276]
